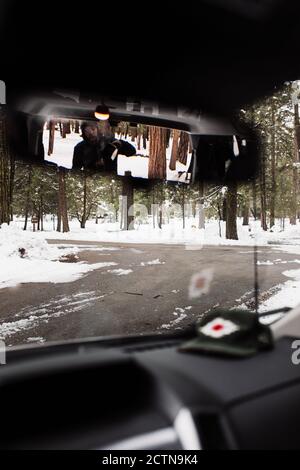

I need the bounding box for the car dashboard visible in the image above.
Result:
[0,334,299,450]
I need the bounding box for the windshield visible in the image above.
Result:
[1,82,300,348]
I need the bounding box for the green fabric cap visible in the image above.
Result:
[179,309,274,358]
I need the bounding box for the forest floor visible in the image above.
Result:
[1,239,300,347]
[6,216,300,247]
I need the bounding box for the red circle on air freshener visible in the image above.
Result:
[212,324,224,331]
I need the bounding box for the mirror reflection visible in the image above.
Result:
[43,120,193,183]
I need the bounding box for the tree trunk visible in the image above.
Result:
[0,112,11,225]
[61,170,69,232]
[81,173,87,229]
[61,121,71,139]
[169,129,180,170]
[222,197,227,222]
[40,191,44,231]
[226,182,238,240]
[252,179,257,220]
[291,104,300,225]
[9,153,15,221]
[148,126,167,179]
[269,103,276,228]
[217,203,222,237]
[242,204,249,225]
[198,180,205,229]
[137,132,141,151]
[260,150,268,231]
[182,185,186,229]
[157,184,164,229]
[178,132,189,165]
[48,120,56,156]
[23,165,32,231]
[152,188,156,229]
[142,127,148,149]
[121,171,134,230]
[57,167,69,232]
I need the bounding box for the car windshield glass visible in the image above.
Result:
[1,82,300,349]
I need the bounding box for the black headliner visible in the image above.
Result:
[1,0,300,114]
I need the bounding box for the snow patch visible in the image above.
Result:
[0,291,106,340]
[107,269,133,276]
[161,306,193,329]
[0,225,118,288]
[140,259,165,266]
[26,337,45,343]
[161,313,187,329]
[257,268,300,314]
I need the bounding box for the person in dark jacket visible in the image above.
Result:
[72,121,136,172]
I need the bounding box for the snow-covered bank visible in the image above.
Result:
[258,268,300,314]
[7,216,300,247]
[0,224,117,289]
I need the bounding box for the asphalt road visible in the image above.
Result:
[0,241,299,346]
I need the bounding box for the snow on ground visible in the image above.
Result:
[0,259,117,289]
[0,291,106,341]
[8,216,300,248]
[0,224,118,289]
[160,306,193,330]
[233,262,300,323]
[26,337,45,344]
[3,216,300,314]
[140,259,165,266]
[259,269,300,313]
[107,268,133,276]
[56,244,120,252]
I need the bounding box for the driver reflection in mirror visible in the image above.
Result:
[72,121,136,171]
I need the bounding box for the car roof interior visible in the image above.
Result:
[2,0,300,114]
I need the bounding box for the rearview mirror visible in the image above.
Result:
[5,91,259,185]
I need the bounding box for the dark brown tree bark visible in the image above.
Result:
[0,112,11,225]
[252,179,257,220]
[121,171,134,230]
[182,184,186,229]
[198,180,205,229]
[291,104,300,225]
[48,120,56,156]
[9,153,15,221]
[74,120,80,133]
[169,129,180,171]
[166,129,171,147]
[148,126,167,179]
[124,123,129,140]
[177,132,189,165]
[61,121,71,139]
[143,126,148,149]
[23,166,32,231]
[222,198,227,222]
[57,167,69,232]
[242,204,249,225]
[81,173,87,229]
[226,182,238,240]
[270,103,276,228]
[260,150,268,231]
[40,191,44,231]
[137,132,141,151]
[130,126,138,142]
[216,203,223,237]
[157,183,164,229]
